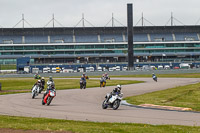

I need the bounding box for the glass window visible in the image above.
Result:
[95,51,104,54]
[66,45,74,49]
[45,46,54,50]
[4,46,13,50]
[24,46,33,50]
[55,45,65,49]
[75,45,85,49]
[34,46,44,50]
[185,44,194,47]
[135,44,144,48]
[14,52,23,55]
[24,52,36,55]
[14,46,23,50]
[85,51,94,54]
[115,44,126,48]
[95,45,104,49]
[85,45,94,49]
[65,51,74,54]
[55,51,64,54]
[2,52,12,55]
[75,51,83,54]
[105,45,114,49]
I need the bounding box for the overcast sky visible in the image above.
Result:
[0,0,200,28]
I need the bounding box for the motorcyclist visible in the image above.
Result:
[41,77,45,91]
[80,75,86,86]
[47,76,54,86]
[34,80,42,87]
[152,73,156,78]
[43,82,55,99]
[106,85,122,103]
[104,72,110,80]
[100,74,106,84]
[152,73,157,81]
[32,79,42,90]
[82,73,89,79]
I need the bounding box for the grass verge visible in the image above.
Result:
[0,78,143,95]
[55,73,200,78]
[124,82,200,111]
[0,115,200,133]
[0,64,16,70]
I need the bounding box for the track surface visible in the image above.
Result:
[0,78,200,126]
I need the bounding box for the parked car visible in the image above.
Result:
[97,67,102,71]
[174,66,180,69]
[164,65,170,69]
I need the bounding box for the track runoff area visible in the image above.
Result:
[0,76,200,126]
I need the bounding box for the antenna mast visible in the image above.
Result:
[171,12,173,26]
[82,13,85,27]
[142,12,144,26]
[112,13,114,27]
[22,14,24,28]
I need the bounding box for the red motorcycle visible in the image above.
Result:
[42,89,56,106]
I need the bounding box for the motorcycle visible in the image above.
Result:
[102,93,123,110]
[42,89,56,106]
[80,80,86,89]
[31,85,40,99]
[153,75,157,82]
[34,74,41,79]
[105,76,110,80]
[100,80,106,87]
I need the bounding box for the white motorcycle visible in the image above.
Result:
[31,85,40,99]
[102,93,123,110]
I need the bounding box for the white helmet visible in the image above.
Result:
[117,84,121,89]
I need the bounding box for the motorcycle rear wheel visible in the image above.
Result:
[112,100,120,110]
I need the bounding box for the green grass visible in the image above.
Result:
[0,115,200,133]
[58,73,200,78]
[0,78,143,95]
[124,82,200,111]
[107,73,200,78]
[0,64,16,70]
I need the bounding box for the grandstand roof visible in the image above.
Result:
[0,26,200,36]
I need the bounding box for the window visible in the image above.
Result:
[95,45,104,49]
[105,45,114,49]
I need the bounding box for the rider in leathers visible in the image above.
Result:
[80,75,86,87]
[100,74,106,84]
[41,77,45,91]
[106,85,122,103]
[43,82,55,99]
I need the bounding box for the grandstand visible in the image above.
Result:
[0,26,200,66]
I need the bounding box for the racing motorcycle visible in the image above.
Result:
[100,80,106,87]
[153,75,157,82]
[31,85,40,99]
[34,74,41,79]
[80,79,86,89]
[42,89,56,106]
[102,92,123,110]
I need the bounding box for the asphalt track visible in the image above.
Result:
[0,78,200,126]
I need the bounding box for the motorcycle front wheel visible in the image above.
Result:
[112,100,120,110]
[47,97,53,106]
[102,100,108,109]
[80,84,83,89]
[32,92,36,99]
